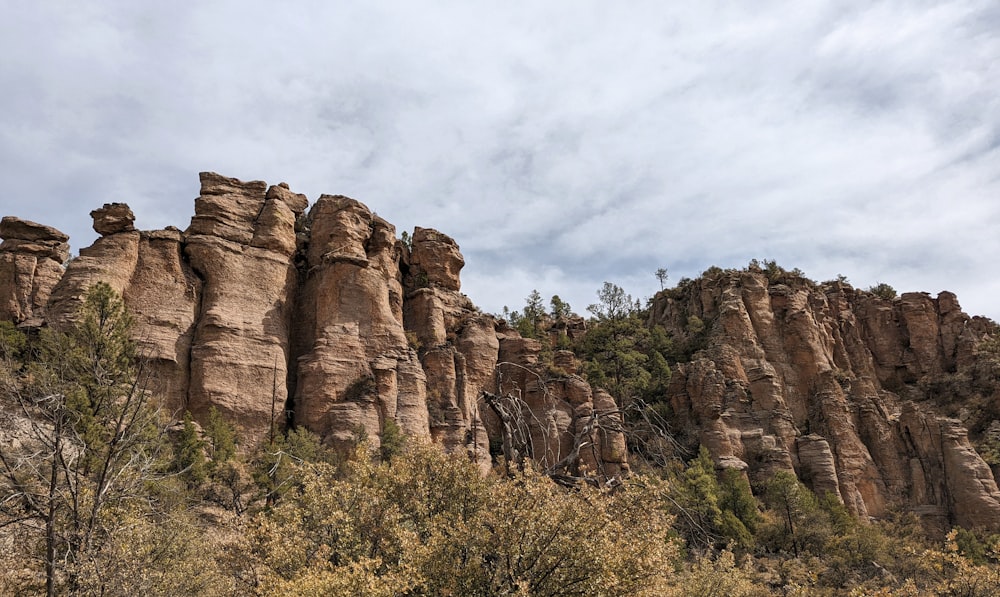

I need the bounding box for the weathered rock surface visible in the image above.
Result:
[2,173,627,478]
[124,228,200,417]
[91,203,136,236]
[0,217,68,325]
[650,268,1000,531]
[292,194,431,454]
[184,172,302,437]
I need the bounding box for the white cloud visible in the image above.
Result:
[1,1,997,320]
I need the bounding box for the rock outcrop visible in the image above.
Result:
[0,173,626,480]
[0,217,69,325]
[9,173,997,529]
[183,173,302,437]
[650,268,1000,531]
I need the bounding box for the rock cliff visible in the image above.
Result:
[6,174,999,529]
[649,266,1000,532]
[0,173,624,479]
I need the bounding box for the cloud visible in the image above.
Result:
[1,1,998,321]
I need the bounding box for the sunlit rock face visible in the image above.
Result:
[0,217,70,326]
[650,269,1000,531]
[4,173,627,478]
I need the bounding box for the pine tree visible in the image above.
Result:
[0,282,163,595]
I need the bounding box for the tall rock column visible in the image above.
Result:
[293,195,431,450]
[184,173,306,440]
[404,227,496,468]
[123,227,201,417]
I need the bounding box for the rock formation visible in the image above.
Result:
[6,173,999,530]
[1,173,625,480]
[649,267,1000,532]
[0,217,69,326]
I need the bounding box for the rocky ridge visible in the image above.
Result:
[5,174,999,531]
[0,173,625,478]
[650,267,1000,532]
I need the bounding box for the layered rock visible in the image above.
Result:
[183,173,303,436]
[403,229,495,469]
[650,268,1000,530]
[124,228,200,417]
[292,194,431,453]
[46,204,142,328]
[0,217,69,325]
[4,172,627,478]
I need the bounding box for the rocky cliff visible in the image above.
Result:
[0,173,625,479]
[650,266,1000,532]
[5,174,999,530]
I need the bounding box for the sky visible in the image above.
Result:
[2,1,998,321]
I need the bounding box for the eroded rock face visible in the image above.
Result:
[292,195,431,453]
[0,217,68,325]
[650,270,1000,531]
[6,172,627,478]
[91,203,136,236]
[124,229,200,417]
[184,173,303,437]
[408,227,464,291]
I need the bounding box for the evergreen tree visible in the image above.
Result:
[0,282,163,596]
[175,411,208,487]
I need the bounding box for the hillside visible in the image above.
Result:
[3,172,1000,594]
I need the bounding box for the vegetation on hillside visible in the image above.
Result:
[2,279,1000,594]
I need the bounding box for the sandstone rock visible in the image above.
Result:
[0,238,70,262]
[173,173,307,439]
[187,172,269,245]
[796,434,842,502]
[0,217,70,324]
[650,270,1000,529]
[293,194,431,454]
[409,227,464,291]
[899,403,1000,530]
[0,216,69,325]
[123,230,201,417]
[46,231,141,329]
[0,216,69,244]
[266,183,309,215]
[91,203,136,235]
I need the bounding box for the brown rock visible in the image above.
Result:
[123,230,201,416]
[91,203,136,236]
[266,183,309,214]
[0,217,69,324]
[409,227,464,291]
[46,231,142,329]
[293,194,431,454]
[186,172,269,245]
[0,216,69,243]
[2,173,628,480]
[650,270,1000,529]
[185,235,297,440]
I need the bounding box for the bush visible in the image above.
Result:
[867,282,897,300]
[239,444,680,595]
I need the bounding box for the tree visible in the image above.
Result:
[758,470,828,558]
[203,405,236,463]
[0,282,164,595]
[587,282,633,321]
[655,267,669,290]
[579,283,660,406]
[524,289,545,328]
[505,289,547,339]
[174,411,208,487]
[550,295,572,319]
